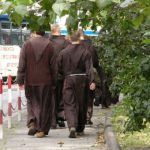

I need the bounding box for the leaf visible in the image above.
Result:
[56,0,65,2]
[100,10,107,18]
[37,16,46,26]
[66,15,75,27]
[1,1,12,13]
[48,11,57,24]
[14,5,28,17]
[15,0,33,5]
[89,0,96,1]
[132,15,143,28]
[143,31,150,37]
[10,13,23,26]
[143,39,150,44]
[52,3,70,16]
[65,0,77,2]
[96,0,112,9]
[120,0,136,8]
[141,7,150,16]
[112,0,120,3]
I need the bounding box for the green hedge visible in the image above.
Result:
[93,1,150,131]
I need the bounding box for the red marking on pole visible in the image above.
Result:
[0,110,2,124]
[8,75,12,89]
[18,97,21,111]
[8,103,12,116]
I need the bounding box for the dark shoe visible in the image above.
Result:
[57,120,65,127]
[77,131,84,136]
[86,120,93,125]
[101,105,109,109]
[94,98,100,106]
[35,132,45,138]
[94,102,99,106]
[28,122,37,136]
[69,127,76,138]
[28,128,37,136]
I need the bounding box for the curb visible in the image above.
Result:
[104,111,121,150]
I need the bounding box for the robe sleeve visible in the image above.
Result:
[16,43,27,85]
[85,52,95,84]
[91,46,99,68]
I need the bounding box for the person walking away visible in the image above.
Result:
[17,29,56,138]
[57,32,95,138]
[49,24,70,128]
[77,28,107,125]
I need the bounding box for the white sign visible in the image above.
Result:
[0,45,21,77]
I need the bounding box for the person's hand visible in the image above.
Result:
[90,82,96,91]
[18,84,24,90]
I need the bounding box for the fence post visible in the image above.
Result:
[0,74,3,139]
[8,75,12,129]
[18,87,21,121]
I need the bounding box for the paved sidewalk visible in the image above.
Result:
[0,107,108,150]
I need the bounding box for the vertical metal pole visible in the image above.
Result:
[18,87,21,121]
[0,74,3,139]
[8,75,12,129]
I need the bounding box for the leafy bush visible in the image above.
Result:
[93,0,150,131]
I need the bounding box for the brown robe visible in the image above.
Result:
[80,38,108,122]
[57,44,94,132]
[49,35,70,126]
[49,35,70,55]
[17,36,56,134]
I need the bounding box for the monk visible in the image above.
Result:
[17,30,56,138]
[77,28,106,125]
[49,24,70,128]
[57,32,95,138]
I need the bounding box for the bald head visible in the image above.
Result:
[51,24,61,35]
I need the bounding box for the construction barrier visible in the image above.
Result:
[17,87,22,121]
[0,73,27,139]
[7,75,12,129]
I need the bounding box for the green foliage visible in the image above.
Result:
[96,0,112,9]
[1,1,12,13]
[0,0,57,30]
[15,0,33,5]
[52,2,70,16]
[14,5,28,17]
[93,1,150,131]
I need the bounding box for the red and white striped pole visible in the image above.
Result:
[18,87,21,121]
[8,75,12,129]
[0,74,3,139]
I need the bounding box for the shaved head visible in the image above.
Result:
[51,24,61,35]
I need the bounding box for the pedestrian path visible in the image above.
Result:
[0,107,108,150]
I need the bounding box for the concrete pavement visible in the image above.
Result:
[0,106,108,150]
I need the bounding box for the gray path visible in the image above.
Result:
[0,105,108,150]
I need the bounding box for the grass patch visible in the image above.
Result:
[111,102,150,150]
